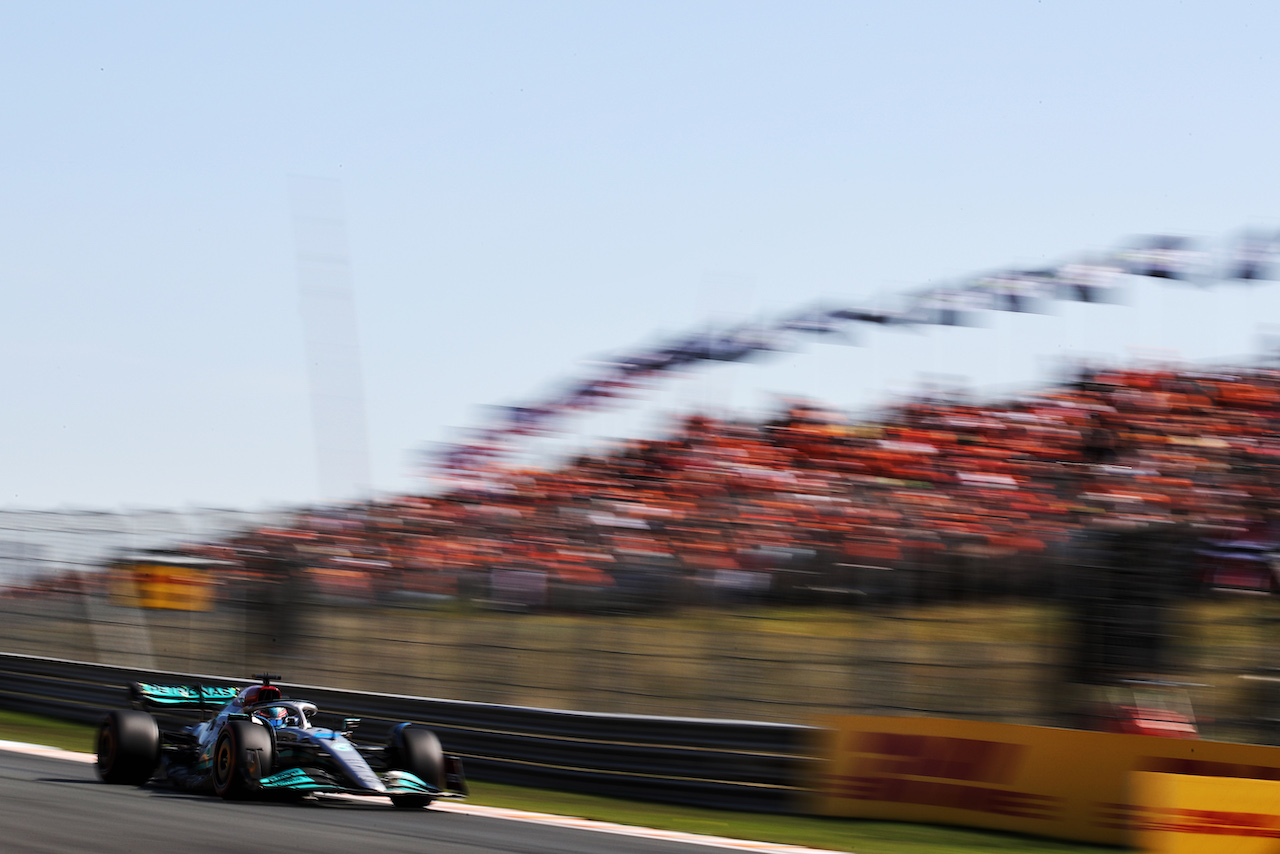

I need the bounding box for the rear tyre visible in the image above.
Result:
[96,710,160,785]
[387,724,444,809]
[211,720,274,799]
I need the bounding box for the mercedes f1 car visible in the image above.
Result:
[95,675,467,808]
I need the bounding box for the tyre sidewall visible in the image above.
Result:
[96,710,159,785]
[388,724,445,790]
[212,720,274,799]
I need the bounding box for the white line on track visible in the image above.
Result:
[0,741,847,854]
[0,739,94,763]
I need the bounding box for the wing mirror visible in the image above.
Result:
[342,717,361,734]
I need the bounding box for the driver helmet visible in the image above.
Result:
[255,706,291,728]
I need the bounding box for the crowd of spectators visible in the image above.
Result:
[196,362,1280,611]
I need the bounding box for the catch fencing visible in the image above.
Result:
[5,582,1280,743]
[0,578,1065,726]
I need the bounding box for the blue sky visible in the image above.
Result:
[4,1,1280,509]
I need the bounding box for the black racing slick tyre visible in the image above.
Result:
[96,710,160,785]
[211,720,274,799]
[387,724,444,809]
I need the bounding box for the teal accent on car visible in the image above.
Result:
[258,768,330,791]
[383,770,437,795]
[135,683,240,707]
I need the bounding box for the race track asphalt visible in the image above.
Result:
[0,749,831,854]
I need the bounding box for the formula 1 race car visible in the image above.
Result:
[95,674,467,808]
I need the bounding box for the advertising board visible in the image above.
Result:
[812,715,1280,845]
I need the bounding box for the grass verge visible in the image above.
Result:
[0,710,1123,854]
[0,709,97,752]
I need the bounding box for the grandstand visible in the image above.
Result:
[172,360,1280,611]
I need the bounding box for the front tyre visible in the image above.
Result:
[390,795,433,809]
[387,724,444,809]
[96,710,159,785]
[211,720,274,799]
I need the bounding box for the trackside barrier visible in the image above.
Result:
[813,714,1280,846]
[1130,772,1280,854]
[0,653,813,812]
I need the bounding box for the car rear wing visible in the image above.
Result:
[129,681,240,712]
